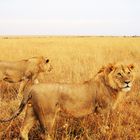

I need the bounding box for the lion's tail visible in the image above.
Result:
[0,93,32,123]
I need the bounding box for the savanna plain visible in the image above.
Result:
[0,36,140,140]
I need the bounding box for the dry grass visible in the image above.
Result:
[0,36,140,139]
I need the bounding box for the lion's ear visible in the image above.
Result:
[46,59,49,63]
[128,64,135,70]
[105,64,115,73]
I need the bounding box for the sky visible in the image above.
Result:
[0,0,140,35]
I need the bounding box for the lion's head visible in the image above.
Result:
[39,57,53,72]
[28,56,53,73]
[99,63,135,92]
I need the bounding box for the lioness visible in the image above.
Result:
[0,56,52,96]
[0,63,135,140]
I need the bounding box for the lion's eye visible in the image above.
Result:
[128,71,130,74]
[117,73,122,76]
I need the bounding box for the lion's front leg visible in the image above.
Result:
[112,92,126,110]
[17,79,29,99]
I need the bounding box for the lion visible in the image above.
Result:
[0,56,52,97]
[0,63,135,140]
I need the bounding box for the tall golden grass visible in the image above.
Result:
[0,36,140,139]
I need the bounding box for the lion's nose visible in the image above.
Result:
[125,81,130,84]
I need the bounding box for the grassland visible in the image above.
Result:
[0,36,140,139]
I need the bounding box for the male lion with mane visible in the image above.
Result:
[0,56,52,97]
[0,63,135,140]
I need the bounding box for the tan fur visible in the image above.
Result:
[0,63,135,140]
[0,56,52,96]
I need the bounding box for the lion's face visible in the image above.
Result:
[40,57,53,72]
[106,64,135,92]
